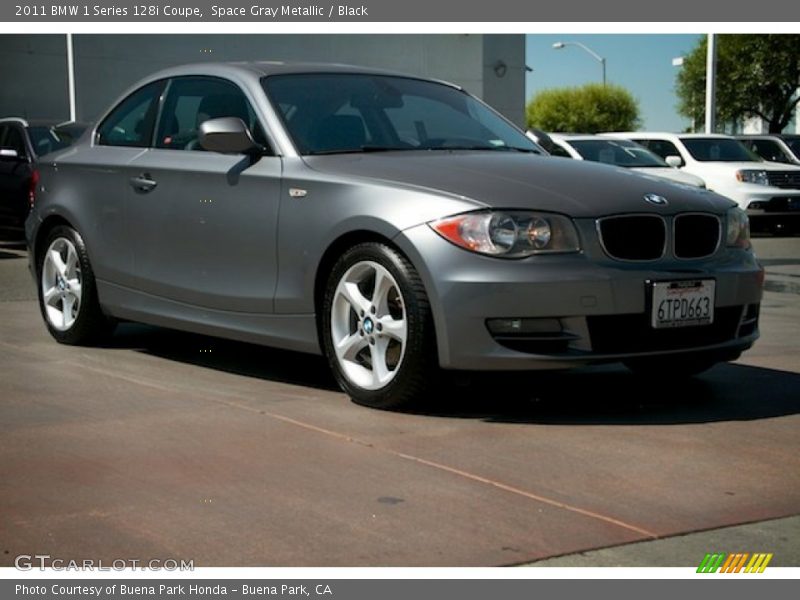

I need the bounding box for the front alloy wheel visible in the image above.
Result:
[322,243,436,409]
[331,260,408,391]
[41,237,83,331]
[37,225,114,345]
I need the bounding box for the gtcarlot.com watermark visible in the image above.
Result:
[14,554,194,571]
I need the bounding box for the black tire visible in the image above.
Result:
[624,353,722,378]
[321,242,437,410]
[36,224,115,345]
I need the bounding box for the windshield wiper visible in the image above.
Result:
[307,144,542,156]
[421,145,541,154]
[306,145,418,156]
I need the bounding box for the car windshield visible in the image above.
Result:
[262,73,543,155]
[680,137,761,162]
[28,125,85,157]
[567,139,667,167]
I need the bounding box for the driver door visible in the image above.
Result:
[125,76,281,314]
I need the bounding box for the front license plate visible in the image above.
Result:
[651,279,715,329]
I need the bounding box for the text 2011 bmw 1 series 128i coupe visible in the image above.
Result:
[26,62,763,409]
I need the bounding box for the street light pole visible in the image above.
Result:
[672,56,695,133]
[553,41,606,86]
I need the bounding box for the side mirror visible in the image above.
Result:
[665,155,683,168]
[0,147,20,160]
[198,117,264,155]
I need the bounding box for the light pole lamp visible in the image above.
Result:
[552,41,606,86]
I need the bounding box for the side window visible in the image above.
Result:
[644,139,681,161]
[4,127,28,158]
[753,140,788,163]
[549,143,572,158]
[97,81,165,148]
[155,77,268,152]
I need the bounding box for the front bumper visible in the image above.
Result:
[727,186,800,216]
[395,222,763,371]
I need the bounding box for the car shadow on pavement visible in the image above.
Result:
[0,250,24,260]
[418,363,800,425]
[108,323,799,426]
[110,322,340,391]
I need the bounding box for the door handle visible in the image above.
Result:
[129,173,157,193]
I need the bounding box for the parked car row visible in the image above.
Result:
[0,118,87,240]
[527,129,800,234]
[22,62,763,408]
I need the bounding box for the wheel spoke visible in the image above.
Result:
[65,244,79,276]
[372,267,394,310]
[369,337,392,385]
[43,286,60,306]
[339,281,371,315]
[379,317,407,343]
[67,278,82,303]
[50,249,67,277]
[336,331,367,362]
[61,296,72,328]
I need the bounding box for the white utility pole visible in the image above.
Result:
[66,33,76,122]
[704,33,716,134]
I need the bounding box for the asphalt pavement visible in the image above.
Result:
[0,237,798,567]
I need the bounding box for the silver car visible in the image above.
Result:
[27,62,763,409]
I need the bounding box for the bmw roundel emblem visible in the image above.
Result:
[643,193,668,206]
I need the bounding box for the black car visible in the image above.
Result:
[0,118,86,240]
[736,134,800,166]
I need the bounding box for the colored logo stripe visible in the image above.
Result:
[697,553,773,573]
[697,553,726,573]
[745,553,773,573]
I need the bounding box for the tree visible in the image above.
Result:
[676,35,800,133]
[526,83,640,133]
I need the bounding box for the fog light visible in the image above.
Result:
[486,318,562,335]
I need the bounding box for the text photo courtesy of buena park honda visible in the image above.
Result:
[0,33,798,568]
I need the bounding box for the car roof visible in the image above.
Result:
[550,133,599,141]
[552,133,639,143]
[139,61,461,89]
[736,133,800,140]
[611,132,735,140]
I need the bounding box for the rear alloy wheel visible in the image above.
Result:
[38,225,114,345]
[322,243,436,409]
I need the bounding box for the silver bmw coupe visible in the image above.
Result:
[26,62,763,408]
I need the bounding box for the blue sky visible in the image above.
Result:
[525,34,703,132]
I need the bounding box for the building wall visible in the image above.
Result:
[0,34,526,127]
[0,35,69,121]
[481,35,526,128]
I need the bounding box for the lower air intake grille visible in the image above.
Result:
[587,306,744,354]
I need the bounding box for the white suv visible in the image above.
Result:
[607,133,800,225]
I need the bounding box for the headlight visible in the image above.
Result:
[726,207,751,249]
[736,170,769,186]
[429,210,580,257]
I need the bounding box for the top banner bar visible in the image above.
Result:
[4,0,800,22]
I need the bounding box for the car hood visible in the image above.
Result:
[629,166,705,187]
[304,152,733,217]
